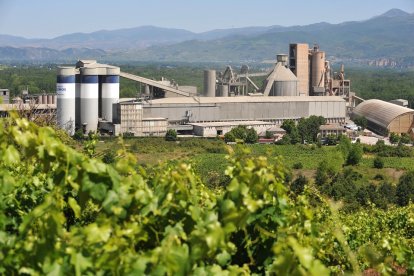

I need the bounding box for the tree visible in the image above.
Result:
[353,116,368,130]
[224,131,236,143]
[165,129,177,141]
[346,143,363,166]
[389,132,400,145]
[315,160,337,186]
[280,119,300,144]
[291,175,308,195]
[373,157,384,169]
[396,171,414,206]
[245,128,258,144]
[400,133,411,144]
[297,116,326,144]
[264,131,273,139]
[338,136,352,161]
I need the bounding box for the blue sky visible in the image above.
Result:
[0,0,413,38]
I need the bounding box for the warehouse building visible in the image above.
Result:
[142,96,346,125]
[352,99,414,136]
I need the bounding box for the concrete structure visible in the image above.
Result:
[80,67,99,133]
[263,54,298,96]
[310,46,326,94]
[319,124,346,138]
[203,70,216,97]
[100,67,120,122]
[143,96,346,125]
[353,99,414,136]
[0,89,10,104]
[191,121,276,137]
[56,67,76,135]
[390,99,409,107]
[114,101,167,136]
[289,43,309,96]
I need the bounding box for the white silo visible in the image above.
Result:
[203,70,216,97]
[56,67,76,135]
[101,66,120,122]
[75,74,81,130]
[80,67,99,133]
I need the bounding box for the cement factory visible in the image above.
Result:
[2,43,414,140]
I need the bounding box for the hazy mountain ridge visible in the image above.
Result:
[0,9,413,65]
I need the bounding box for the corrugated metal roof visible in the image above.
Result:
[145,96,345,105]
[353,99,414,128]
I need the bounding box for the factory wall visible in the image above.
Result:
[142,97,346,124]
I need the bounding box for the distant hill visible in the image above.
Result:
[0,47,106,62]
[114,9,414,63]
[0,9,413,65]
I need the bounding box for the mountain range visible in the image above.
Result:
[0,9,413,65]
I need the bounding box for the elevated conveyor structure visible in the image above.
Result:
[119,71,191,97]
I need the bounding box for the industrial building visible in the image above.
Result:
[142,96,346,125]
[352,99,414,136]
[55,43,355,138]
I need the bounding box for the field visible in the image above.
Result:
[93,137,412,188]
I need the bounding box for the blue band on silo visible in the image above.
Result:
[81,75,98,83]
[57,75,75,83]
[76,74,81,83]
[101,75,119,83]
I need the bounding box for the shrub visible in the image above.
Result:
[373,157,384,169]
[293,162,303,169]
[165,129,178,141]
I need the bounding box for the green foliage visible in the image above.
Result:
[291,175,308,195]
[389,132,400,145]
[225,125,257,144]
[264,130,273,139]
[297,116,326,144]
[315,160,339,186]
[73,128,84,141]
[224,131,236,143]
[400,133,412,144]
[245,128,258,144]
[396,171,414,206]
[165,129,177,141]
[0,116,413,274]
[102,150,116,164]
[347,143,363,166]
[292,162,303,169]
[373,157,384,169]
[353,116,368,130]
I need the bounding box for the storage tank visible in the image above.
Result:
[80,67,99,133]
[56,67,76,135]
[37,95,43,105]
[75,74,81,129]
[217,85,229,97]
[311,50,325,90]
[265,54,298,96]
[47,94,53,104]
[203,70,216,97]
[42,94,47,105]
[52,94,57,105]
[100,67,120,122]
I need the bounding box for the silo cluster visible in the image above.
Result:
[57,60,120,135]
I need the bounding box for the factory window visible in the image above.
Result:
[2,91,6,95]
[217,130,223,135]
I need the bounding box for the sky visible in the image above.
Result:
[0,0,413,38]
